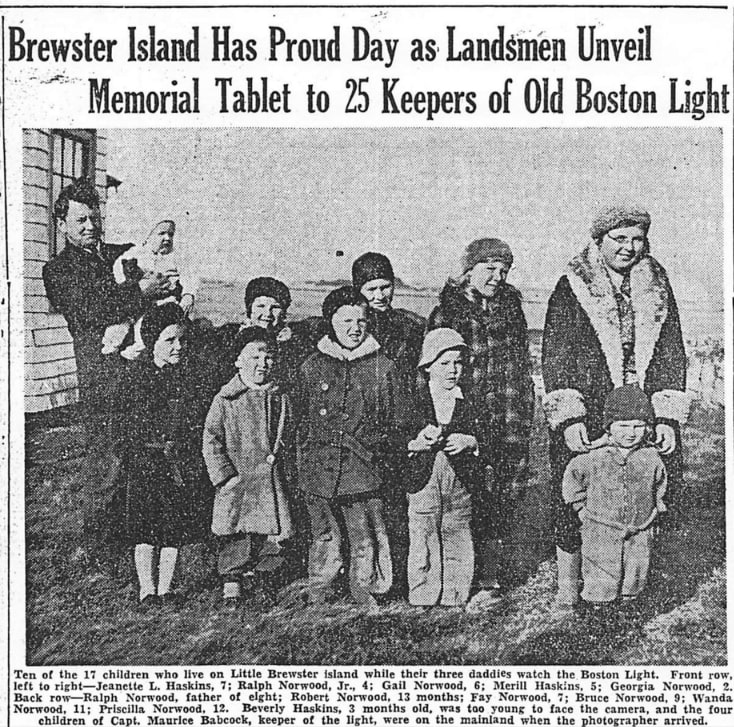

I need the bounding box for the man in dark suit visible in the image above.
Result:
[42,177,167,552]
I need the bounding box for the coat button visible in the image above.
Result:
[266,454,275,464]
[321,382,329,391]
[319,408,327,416]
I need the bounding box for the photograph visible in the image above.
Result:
[22,126,726,666]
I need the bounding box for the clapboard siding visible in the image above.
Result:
[24,128,107,412]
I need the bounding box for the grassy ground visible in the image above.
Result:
[25,402,725,666]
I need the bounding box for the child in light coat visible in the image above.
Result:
[405,328,492,608]
[102,220,197,358]
[203,327,294,606]
[563,385,667,605]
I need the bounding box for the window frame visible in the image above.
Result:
[47,129,97,258]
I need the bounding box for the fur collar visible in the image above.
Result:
[219,374,278,399]
[317,334,381,361]
[566,242,669,388]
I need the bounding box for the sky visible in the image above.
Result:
[105,127,724,306]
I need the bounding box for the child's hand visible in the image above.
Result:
[443,433,478,455]
[408,425,443,452]
[180,293,195,316]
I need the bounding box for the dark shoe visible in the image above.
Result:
[222,596,243,613]
[139,594,161,611]
[160,592,184,609]
[255,554,286,573]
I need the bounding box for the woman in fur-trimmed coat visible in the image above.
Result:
[428,238,535,591]
[542,206,688,606]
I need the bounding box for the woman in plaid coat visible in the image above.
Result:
[428,238,535,592]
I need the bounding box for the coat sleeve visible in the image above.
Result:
[42,256,145,335]
[647,281,690,426]
[562,456,588,510]
[202,396,238,487]
[541,276,588,431]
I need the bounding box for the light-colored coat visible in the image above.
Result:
[203,375,294,538]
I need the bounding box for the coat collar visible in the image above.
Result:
[219,374,278,399]
[316,334,381,361]
[565,242,669,388]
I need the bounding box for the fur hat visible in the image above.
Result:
[604,385,655,428]
[418,327,467,369]
[140,303,186,350]
[233,326,277,357]
[322,285,367,321]
[461,238,513,272]
[244,277,292,315]
[591,206,651,241]
[352,252,395,291]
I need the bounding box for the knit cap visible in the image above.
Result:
[461,238,513,272]
[352,252,395,290]
[244,277,292,315]
[418,328,467,369]
[140,302,186,350]
[591,206,651,241]
[603,385,655,428]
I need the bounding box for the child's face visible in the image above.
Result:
[153,324,184,366]
[249,296,284,330]
[608,419,648,448]
[150,222,174,255]
[236,341,274,385]
[427,349,464,390]
[331,304,368,350]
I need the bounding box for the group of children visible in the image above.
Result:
[102,221,669,612]
[197,288,667,612]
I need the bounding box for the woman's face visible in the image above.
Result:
[153,324,184,366]
[236,341,274,385]
[467,260,509,298]
[331,304,368,350]
[598,224,647,274]
[249,295,285,330]
[427,349,464,390]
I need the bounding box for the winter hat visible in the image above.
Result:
[418,328,467,369]
[140,302,186,350]
[603,385,655,428]
[352,252,395,291]
[244,277,292,316]
[321,286,368,339]
[233,326,277,357]
[461,238,513,272]
[591,206,651,241]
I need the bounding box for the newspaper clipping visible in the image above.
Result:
[2,2,732,727]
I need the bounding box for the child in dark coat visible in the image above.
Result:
[297,286,411,606]
[406,328,492,608]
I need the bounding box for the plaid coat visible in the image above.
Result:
[428,281,534,477]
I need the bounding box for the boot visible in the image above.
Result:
[555,546,581,606]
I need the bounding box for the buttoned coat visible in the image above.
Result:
[297,335,412,500]
[112,355,212,546]
[542,242,688,550]
[203,376,295,538]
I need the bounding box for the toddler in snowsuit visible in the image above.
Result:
[563,385,667,604]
